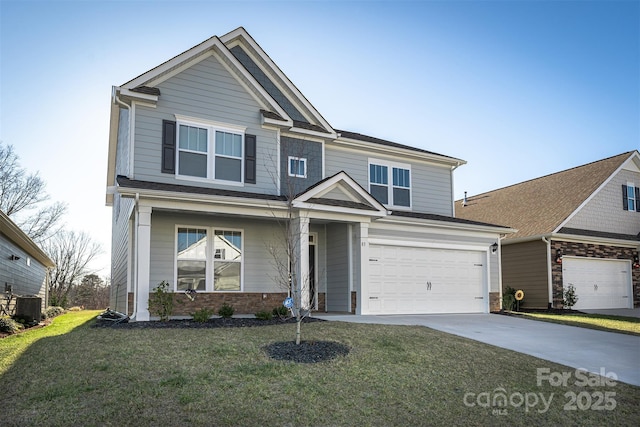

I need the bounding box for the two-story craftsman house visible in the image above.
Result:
[106,27,513,321]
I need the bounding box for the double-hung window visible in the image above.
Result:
[176,116,245,184]
[369,160,411,208]
[288,156,307,178]
[175,227,243,292]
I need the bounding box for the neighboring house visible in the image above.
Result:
[456,151,640,310]
[0,210,54,313]
[106,27,513,321]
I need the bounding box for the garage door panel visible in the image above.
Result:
[368,244,487,314]
[563,258,631,310]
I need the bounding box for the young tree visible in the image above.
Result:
[43,230,102,307]
[0,142,66,241]
[266,136,320,345]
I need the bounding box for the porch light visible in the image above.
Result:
[9,255,20,261]
[634,255,639,269]
[555,249,563,264]
[490,242,498,254]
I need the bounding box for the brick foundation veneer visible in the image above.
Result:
[129,291,327,317]
[551,241,639,308]
[489,292,501,312]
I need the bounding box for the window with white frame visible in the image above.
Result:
[623,183,639,212]
[177,119,244,183]
[176,228,207,291]
[288,156,307,178]
[175,227,243,292]
[369,160,411,208]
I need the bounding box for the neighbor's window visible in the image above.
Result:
[623,183,639,212]
[176,228,207,291]
[369,160,411,208]
[288,156,307,178]
[177,120,244,183]
[213,230,242,291]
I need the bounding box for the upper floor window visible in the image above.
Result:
[288,156,307,178]
[176,118,245,183]
[369,160,411,208]
[623,183,640,212]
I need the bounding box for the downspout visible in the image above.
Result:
[130,193,140,320]
[542,236,553,309]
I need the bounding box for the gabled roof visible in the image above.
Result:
[455,151,640,240]
[0,210,54,268]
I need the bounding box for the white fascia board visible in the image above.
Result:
[118,188,288,217]
[377,216,515,236]
[329,138,465,168]
[220,28,336,135]
[289,127,337,140]
[106,98,120,205]
[0,211,55,267]
[292,200,387,218]
[262,116,294,128]
[119,88,158,104]
[554,151,639,233]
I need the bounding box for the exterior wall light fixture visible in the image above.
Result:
[555,249,563,264]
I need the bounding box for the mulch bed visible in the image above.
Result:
[92,316,349,363]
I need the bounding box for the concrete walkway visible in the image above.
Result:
[315,313,640,387]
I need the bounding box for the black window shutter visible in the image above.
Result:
[245,134,256,184]
[635,187,640,212]
[162,120,176,174]
[622,184,628,210]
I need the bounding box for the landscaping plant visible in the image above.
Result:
[563,283,579,309]
[148,281,175,321]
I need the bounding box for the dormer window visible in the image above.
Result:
[369,159,411,208]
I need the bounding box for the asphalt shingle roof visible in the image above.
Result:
[454,151,637,240]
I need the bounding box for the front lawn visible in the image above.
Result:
[1,311,638,426]
[514,312,640,336]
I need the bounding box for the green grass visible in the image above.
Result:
[516,312,640,336]
[1,312,639,426]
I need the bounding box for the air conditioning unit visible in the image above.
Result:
[15,296,42,323]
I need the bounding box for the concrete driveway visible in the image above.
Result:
[316,313,640,387]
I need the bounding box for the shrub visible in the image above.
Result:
[563,284,579,309]
[148,281,175,321]
[272,305,288,318]
[255,310,273,320]
[502,286,516,311]
[45,306,65,319]
[218,303,234,318]
[191,307,215,323]
[0,317,21,334]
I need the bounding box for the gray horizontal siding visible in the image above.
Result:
[110,196,133,313]
[326,223,349,312]
[0,233,48,310]
[132,54,279,196]
[149,212,298,293]
[324,145,453,216]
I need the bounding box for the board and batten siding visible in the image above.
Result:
[324,145,454,216]
[325,223,350,312]
[0,234,48,310]
[502,240,549,308]
[130,54,279,196]
[564,169,640,236]
[149,212,301,293]
[110,195,133,313]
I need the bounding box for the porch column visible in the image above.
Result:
[355,222,369,315]
[135,205,152,321]
[293,213,310,311]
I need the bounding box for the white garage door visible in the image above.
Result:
[367,244,487,314]
[562,257,632,310]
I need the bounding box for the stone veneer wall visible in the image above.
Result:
[489,292,501,312]
[551,241,640,308]
[129,291,327,317]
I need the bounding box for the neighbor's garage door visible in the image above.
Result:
[368,245,487,314]
[562,257,632,310]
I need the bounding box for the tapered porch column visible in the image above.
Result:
[134,205,152,321]
[292,213,310,311]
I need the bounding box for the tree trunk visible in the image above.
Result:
[296,317,301,345]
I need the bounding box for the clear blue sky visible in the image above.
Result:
[1,0,638,275]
